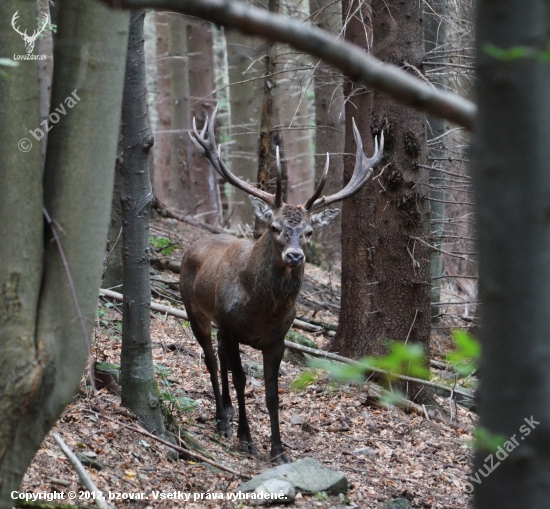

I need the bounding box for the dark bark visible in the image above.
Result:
[0,1,129,504]
[333,0,431,375]
[472,1,550,506]
[255,0,279,237]
[120,10,166,437]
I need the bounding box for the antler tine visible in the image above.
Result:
[303,153,329,210]
[309,118,384,210]
[11,12,25,37]
[275,146,283,208]
[188,104,276,207]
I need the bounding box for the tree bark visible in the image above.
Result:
[102,138,124,289]
[309,0,345,263]
[168,14,193,212]
[120,10,166,437]
[333,0,431,371]
[0,1,43,501]
[425,0,448,324]
[472,1,550,506]
[225,28,265,229]
[186,18,222,225]
[0,1,129,505]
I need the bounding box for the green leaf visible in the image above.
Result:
[292,370,318,390]
[446,330,480,376]
[483,43,535,61]
[473,426,507,452]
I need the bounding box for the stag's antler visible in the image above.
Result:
[189,105,283,208]
[303,118,384,211]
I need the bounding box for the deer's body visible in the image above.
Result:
[181,232,303,349]
[180,107,383,463]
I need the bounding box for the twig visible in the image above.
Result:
[84,410,251,480]
[52,434,109,509]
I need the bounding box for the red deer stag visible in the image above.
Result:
[180,106,384,463]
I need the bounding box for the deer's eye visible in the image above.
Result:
[271,225,281,234]
[305,230,313,238]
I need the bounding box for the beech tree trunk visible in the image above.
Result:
[120,10,167,437]
[472,1,550,506]
[0,1,129,504]
[333,0,431,368]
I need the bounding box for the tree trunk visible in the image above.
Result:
[309,0,345,263]
[120,10,167,438]
[333,0,430,368]
[254,0,279,237]
[472,1,550,506]
[0,1,129,504]
[225,29,265,229]
[425,0,448,324]
[102,138,124,289]
[186,18,222,225]
[169,14,193,212]
[151,12,179,208]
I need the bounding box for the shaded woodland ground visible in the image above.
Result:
[19,214,475,508]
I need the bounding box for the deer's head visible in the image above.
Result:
[11,11,49,54]
[189,106,384,268]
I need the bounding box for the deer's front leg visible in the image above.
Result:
[222,335,257,455]
[263,341,289,464]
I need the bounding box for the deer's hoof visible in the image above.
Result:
[238,440,258,456]
[217,420,232,438]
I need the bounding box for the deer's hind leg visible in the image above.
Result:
[217,330,236,420]
[187,311,232,438]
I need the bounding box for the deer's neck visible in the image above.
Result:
[243,232,304,308]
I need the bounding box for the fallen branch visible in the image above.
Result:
[99,0,476,130]
[52,434,109,509]
[283,340,475,402]
[85,410,251,480]
[99,288,324,333]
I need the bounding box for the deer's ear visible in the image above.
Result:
[249,196,275,224]
[311,208,340,230]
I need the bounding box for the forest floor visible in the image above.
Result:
[18,214,476,509]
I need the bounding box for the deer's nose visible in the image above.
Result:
[284,249,305,267]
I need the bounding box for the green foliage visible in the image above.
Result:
[473,426,507,453]
[155,364,171,378]
[160,390,198,412]
[314,492,328,502]
[308,341,429,384]
[292,370,319,391]
[446,330,480,376]
[484,43,550,62]
[150,236,178,255]
[37,16,57,38]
